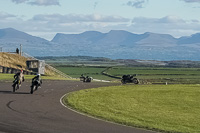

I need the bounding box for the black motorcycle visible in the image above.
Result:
[80,75,92,82]
[12,79,20,92]
[30,80,40,94]
[121,74,139,84]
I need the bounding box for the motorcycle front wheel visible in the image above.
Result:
[133,78,139,84]
[30,86,34,94]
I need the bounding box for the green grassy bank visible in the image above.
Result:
[64,84,200,133]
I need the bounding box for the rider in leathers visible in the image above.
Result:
[13,70,24,87]
[31,74,42,88]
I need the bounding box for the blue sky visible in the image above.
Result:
[1,0,200,40]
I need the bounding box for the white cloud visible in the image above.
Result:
[132,16,185,24]
[158,16,185,23]
[11,0,29,4]
[0,12,17,19]
[32,14,130,23]
[126,0,148,8]
[131,16,200,37]
[11,0,60,6]
[28,0,60,6]
[181,0,200,3]
[1,12,200,40]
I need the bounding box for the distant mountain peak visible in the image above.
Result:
[178,32,200,44]
[1,28,200,60]
[0,27,48,42]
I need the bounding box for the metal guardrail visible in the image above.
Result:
[45,64,72,79]
[22,52,37,60]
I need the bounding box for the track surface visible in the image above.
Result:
[0,80,156,133]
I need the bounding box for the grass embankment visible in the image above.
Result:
[0,52,27,70]
[64,85,200,133]
[0,52,70,79]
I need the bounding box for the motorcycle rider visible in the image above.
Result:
[31,73,42,89]
[12,69,24,87]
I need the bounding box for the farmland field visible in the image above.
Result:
[104,67,200,84]
[56,66,200,84]
[56,66,115,80]
[43,56,200,84]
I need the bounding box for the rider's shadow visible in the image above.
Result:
[0,90,30,94]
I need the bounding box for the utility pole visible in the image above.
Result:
[20,44,22,56]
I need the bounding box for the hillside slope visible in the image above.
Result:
[0,52,28,70]
[0,52,69,77]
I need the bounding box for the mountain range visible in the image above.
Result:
[0,28,200,61]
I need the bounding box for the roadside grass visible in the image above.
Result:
[64,84,200,133]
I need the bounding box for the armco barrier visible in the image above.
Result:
[0,66,2,73]
[0,66,36,75]
[2,67,7,73]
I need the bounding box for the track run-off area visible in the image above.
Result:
[0,80,155,133]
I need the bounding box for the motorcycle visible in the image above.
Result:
[80,75,92,82]
[30,80,40,94]
[12,79,20,92]
[121,74,139,84]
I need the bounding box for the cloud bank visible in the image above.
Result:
[1,11,200,40]
[32,14,130,23]
[0,12,16,19]
[11,0,60,6]
[181,0,200,3]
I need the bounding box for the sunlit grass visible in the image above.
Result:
[64,84,200,133]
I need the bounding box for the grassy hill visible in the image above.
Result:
[0,52,28,70]
[0,52,67,78]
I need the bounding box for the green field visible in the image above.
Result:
[64,84,200,133]
[56,66,200,84]
[104,67,200,84]
[56,66,115,80]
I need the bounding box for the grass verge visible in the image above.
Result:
[63,84,200,133]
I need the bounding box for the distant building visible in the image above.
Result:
[26,60,45,75]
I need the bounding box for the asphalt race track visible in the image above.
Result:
[0,80,156,133]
